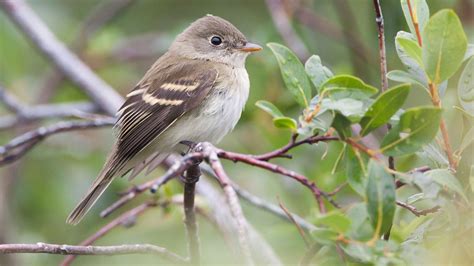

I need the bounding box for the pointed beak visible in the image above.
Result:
[238,42,262,52]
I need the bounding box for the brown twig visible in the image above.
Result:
[183,162,201,265]
[0,0,123,115]
[61,201,158,266]
[277,198,311,247]
[396,200,440,217]
[406,0,422,46]
[0,243,186,263]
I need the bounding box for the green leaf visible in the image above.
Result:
[345,146,367,196]
[458,125,474,155]
[380,107,442,156]
[320,98,368,122]
[341,243,373,263]
[331,113,352,140]
[305,55,333,92]
[387,70,425,88]
[320,75,378,100]
[346,203,374,241]
[273,116,297,131]
[401,0,429,37]
[423,10,468,84]
[311,228,338,246]
[267,43,312,107]
[255,100,283,118]
[315,210,351,233]
[396,37,423,66]
[360,84,411,136]
[427,169,468,202]
[458,57,474,116]
[365,160,396,235]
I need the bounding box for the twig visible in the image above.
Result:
[265,0,309,59]
[406,0,422,46]
[0,0,124,115]
[61,201,158,266]
[0,243,186,263]
[0,117,115,165]
[183,162,201,265]
[0,86,23,113]
[277,198,311,247]
[396,200,440,217]
[205,145,254,266]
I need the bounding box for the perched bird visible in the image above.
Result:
[66,15,262,225]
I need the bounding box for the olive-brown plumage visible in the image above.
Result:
[67,15,261,224]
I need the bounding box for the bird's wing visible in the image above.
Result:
[112,61,219,174]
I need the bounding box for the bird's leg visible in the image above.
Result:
[180,140,198,155]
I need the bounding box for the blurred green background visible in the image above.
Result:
[0,0,472,265]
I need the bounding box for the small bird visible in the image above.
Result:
[66,15,262,225]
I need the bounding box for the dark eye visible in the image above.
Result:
[210,36,222,46]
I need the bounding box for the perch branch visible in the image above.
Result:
[183,162,201,265]
[396,200,441,217]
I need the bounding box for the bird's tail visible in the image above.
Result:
[66,151,121,225]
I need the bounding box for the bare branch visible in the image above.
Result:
[277,198,311,247]
[396,201,441,217]
[0,0,124,115]
[0,117,115,165]
[0,243,186,263]
[183,162,201,265]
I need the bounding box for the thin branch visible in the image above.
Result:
[0,243,186,263]
[265,0,309,59]
[0,117,115,165]
[396,200,440,217]
[0,0,124,115]
[406,0,422,46]
[183,162,201,265]
[205,145,254,266]
[277,198,311,247]
[61,201,158,266]
[0,86,24,113]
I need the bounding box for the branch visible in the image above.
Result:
[0,243,186,262]
[0,0,124,115]
[396,200,441,217]
[61,201,158,266]
[265,0,309,59]
[0,117,115,165]
[183,162,201,265]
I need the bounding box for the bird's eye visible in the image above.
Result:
[210,36,222,46]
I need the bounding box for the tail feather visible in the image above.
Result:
[66,152,121,225]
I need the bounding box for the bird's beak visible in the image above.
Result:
[239,42,262,52]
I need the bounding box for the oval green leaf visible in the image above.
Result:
[305,55,333,93]
[380,107,442,156]
[255,100,283,118]
[396,37,423,66]
[273,116,297,131]
[360,84,411,136]
[365,160,396,236]
[422,9,468,84]
[315,210,351,233]
[267,43,312,107]
[320,75,378,100]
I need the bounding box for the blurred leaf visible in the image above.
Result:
[413,171,442,199]
[401,0,429,37]
[255,100,283,118]
[320,75,378,100]
[298,110,334,135]
[315,210,351,233]
[332,113,352,140]
[360,84,411,136]
[366,159,396,235]
[305,55,333,92]
[458,57,474,115]
[346,203,374,241]
[427,169,468,202]
[341,243,373,263]
[464,43,474,61]
[458,125,474,154]
[387,70,426,89]
[345,146,366,196]
[321,98,368,122]
[397,37,423,66]
[273,116,297,131]
[422,10,467,84]
[420,141,449,166]
[311,228,338,246]
[381,107,442,156]
[267,43,312,107]
[407,193,425,204]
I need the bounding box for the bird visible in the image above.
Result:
[66,15,262,225]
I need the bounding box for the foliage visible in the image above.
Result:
[258,1,473,264]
